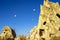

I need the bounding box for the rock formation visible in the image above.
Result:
[30,0,60,40]
[0,26,16,40]
[0,0,60,40]
[0,26,29,40]
[15,35,30,40]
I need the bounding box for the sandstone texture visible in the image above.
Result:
[30,0,60,40]
[15,35,30,40]
[0,26,16,40]
[0,26,29,40]
[0,0,60,40]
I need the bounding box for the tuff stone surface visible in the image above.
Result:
[30,0,60,40]
[15,35,30,40]
[0,26,30,40]
[0,26,16,40]
[0,0,60,40]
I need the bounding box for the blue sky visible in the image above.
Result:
[0,0,60,36]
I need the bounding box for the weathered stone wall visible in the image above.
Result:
[30,0,60,40]
[0,0,60,40]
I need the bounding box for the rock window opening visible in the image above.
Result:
[39,29,44,36]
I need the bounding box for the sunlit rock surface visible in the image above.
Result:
[15,35,30,40]
[0,26,16,40]
[30,0,60,40]
[0,0,60,40]
[0,26,30,40]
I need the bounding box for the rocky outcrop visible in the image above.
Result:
[0,0,60,40]
[15,35,30,40]
[0,26,29,40]
[30,0,60,40]
[0,26,16,40]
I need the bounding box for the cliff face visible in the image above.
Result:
[30,0,60,40]
[0,0,60,40]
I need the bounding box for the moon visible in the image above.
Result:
[14,15,16,18]
[33,9,36,12]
